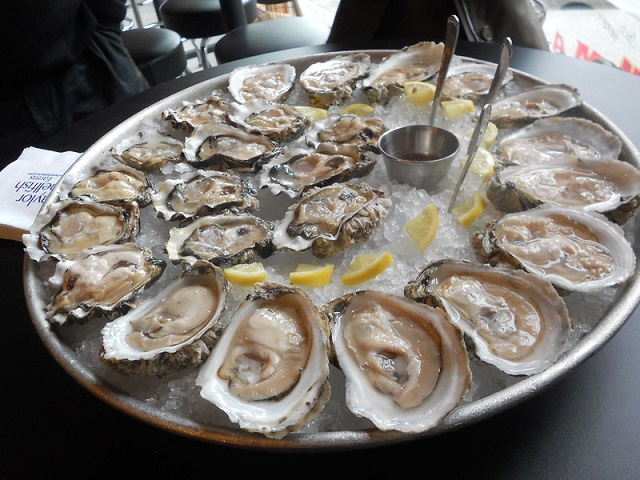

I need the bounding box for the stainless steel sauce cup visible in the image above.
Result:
[378,125,460,193]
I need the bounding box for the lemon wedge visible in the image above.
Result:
[460,147,496,180]
[441,99,476,120]
[340,103,375,117]
[293,105,328,121]
[223,262,268,286]
[452,192,486,228]
[341,251,394,286]
[404,203,439,252]
[403,81,436,106]
[289,263,334,287]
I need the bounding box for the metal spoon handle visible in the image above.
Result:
[447,103,492,213]
[429,15,460,125]
[483,37,513,108]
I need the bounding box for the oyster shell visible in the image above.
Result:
[166,211,273,266]
[24,199,140,262]
[226,100,311,142]
[324,289,471,433]
[490,84,582,127]
[161,92,229,135]
[362,41,444,104]
[228,63,296,104]
[183,121,280,172]
[299,53,372,108]
[272,182,391,258]
[405,259,573,376]
[112,129,184,171]
[472,206,636,292]
[196,282,331,439]
[496,116,623,166]
[259,142,376,198]
[66,164,151,206]
[443,61,513,100]
[45,243,165,325]
[152,170,258,221]
[100,260,228,376]
[485,156,640,221]
[305,113,386,152]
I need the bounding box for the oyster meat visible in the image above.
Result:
[272,182,391,258]
[152,170,258,221]
[362,41,444,104]
[405,260,573,376]
[306,113,386,152]
[100,261,228,376]
[228,63,296,104]
[66,164,151,206]
[196,282,331,439]
[112,129,183,171]
[226,100,311,142]
[325,289,471,433]
[46,243,165,325]
[299,53,372,108]
[183,121,280,172]
[161,92,229,135]
[259,142,376,198]
[472,206,636,292]
[496,116,623,166]
[443,61,513,100]
[166,211,273,266]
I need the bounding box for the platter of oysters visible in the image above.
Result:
[23,41,640,448]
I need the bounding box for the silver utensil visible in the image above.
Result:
[483,37,513,108]
[429,15,460,125]
[447,103,492,213]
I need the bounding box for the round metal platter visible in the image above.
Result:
[23,49,640,450]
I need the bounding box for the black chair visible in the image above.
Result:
[159,0,259,68]
[213,0,330,64]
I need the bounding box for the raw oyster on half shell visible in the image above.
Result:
[228,63,296,104]
[45,243,165,325]
[259,142,376,198]
[362,41,444,104]
[100,260,228,376]
[183,121,280,172]
[196,282,331,439]
[161,92,229,135]
[166,211,273,266]
[226,100,312,142]
[405,259,573,376]
[66,163,151,206]
[112,129,184,171]
[299,53,372,108]
[472,206,636,292]
[324,289,471,433]
[152,170,258,221]
[442,61,513,100]
[305,113,386,152]
[272,182,391,258]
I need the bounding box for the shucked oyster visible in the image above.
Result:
[228,63,296,104]
[112,129,183,171]
[472,206,636,293]
[166,211,273,266]
[273,182,391,258]
[442,61,513,100]
[24,199,140,262]
[405,259,573,376]
[183,122,280,172]
[226,100,311,142]
[46,243,165,325]
[299,53,372,108]
[325,289,471,433]
[362,41,444,104]
[161,92,229,135]
[197,282,331,439]
[152,170,258,221]
[100,261,228,376]
[259,143,376,198]
[305,113,386,152]
[66,164,151,206]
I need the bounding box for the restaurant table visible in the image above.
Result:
[2,40,639,478]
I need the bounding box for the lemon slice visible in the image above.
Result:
[289,263,334,287]
[466,121,499,149]
[341,251,394,286]
[441,99,476,120]
[452,192,486,228]
[340,103,375,117]
[293,105,328,121]
[460,147,496,180]
[404,203,439,252]
[403,81,436,106]
[223,262,268,286]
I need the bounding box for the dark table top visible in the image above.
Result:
[2,40,639,478]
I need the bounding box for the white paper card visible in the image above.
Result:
[0,147,81,242]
